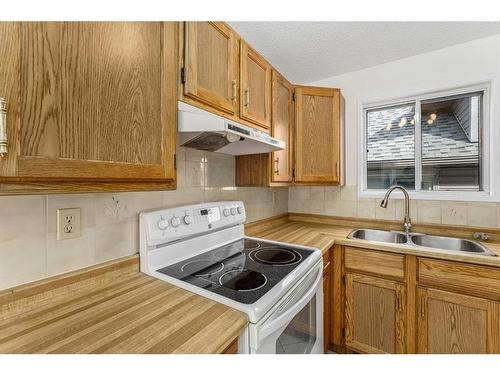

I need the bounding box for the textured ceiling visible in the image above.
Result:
[229,22,500,83]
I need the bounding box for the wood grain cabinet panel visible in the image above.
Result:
[417,288,500,353]
[271,70,293,183]
[183,22,237,115]
[345,247,405,281]
[235,70,292,187]
[0,22,20,178]
[240,41,272,130]
[323,251,332,353]
[294,86,343,184]
[418,258,500,300]
[345,273,406,353]
[0,22,177,193]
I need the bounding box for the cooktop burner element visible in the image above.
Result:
[249,247,302,266]
[244,239,260,251]
[181,259,224,277]
[219,268,267,291]
[156,238,314,304]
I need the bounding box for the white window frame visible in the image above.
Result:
[359,82,492,201]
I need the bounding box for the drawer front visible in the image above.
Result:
[345,247,405,281]
[418,258,500,300]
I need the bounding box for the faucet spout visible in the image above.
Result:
[380,185,412,234]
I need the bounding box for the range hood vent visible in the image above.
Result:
[178,101,285,156]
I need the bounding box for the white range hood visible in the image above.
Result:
[178,101,285,155]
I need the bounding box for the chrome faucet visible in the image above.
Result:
[380,185,412,234]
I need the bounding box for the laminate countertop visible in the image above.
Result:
[246,216,500,268]
[0,258,247,354]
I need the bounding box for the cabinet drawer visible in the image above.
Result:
[418,258,500,300]
[345,247,405,281]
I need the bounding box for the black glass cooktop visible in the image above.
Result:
[156,238,314,304]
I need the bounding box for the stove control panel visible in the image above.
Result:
[141,201,245,246]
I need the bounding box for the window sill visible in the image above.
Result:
[358,189,495,202]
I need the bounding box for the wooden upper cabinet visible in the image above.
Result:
[234,69,292,187]
[417,287,500,354]
[240,41,272,130]
[271,70,293,183]
[0,22,177,193]
[294,86,343,184]
[345,273,406,354]
[183,22,238,115]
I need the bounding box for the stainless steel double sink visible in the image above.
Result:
[348,228,496,256]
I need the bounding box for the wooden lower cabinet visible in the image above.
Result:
[332,245,500,354]
[322,252,331,353]
[222,338,239,354]
[417,287,500,353]
[344,272,406,353]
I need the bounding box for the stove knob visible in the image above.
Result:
[237,206,244,214]
[223,208,230,217]
[230,207,237,216]
[157,219,169,230]
[170,217,181,228]
[183,215,192,225]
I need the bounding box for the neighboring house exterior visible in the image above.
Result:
[367,102,480,191]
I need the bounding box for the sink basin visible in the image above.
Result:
[410,234,496,256]
[348,229,407,244]
[347,229,496,257]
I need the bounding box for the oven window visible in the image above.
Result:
[276,296,317,354]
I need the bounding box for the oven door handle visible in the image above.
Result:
[258,263,322,342]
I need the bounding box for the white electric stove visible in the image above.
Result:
[139,201,323,354]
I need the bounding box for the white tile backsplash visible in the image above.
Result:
[0,147,288,290]
[0,196,47,289]
[289,184,499,229]
[3,165,499,290]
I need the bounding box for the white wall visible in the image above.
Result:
[288,34,500,230]
[309,34,500,201]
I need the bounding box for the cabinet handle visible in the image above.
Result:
[231,80,237,102]
[0,98,7,157]
[420,295,426,317]
[273,157,280,174]
[244,88,250,107]
[335,162,339,178]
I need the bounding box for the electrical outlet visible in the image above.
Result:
[57,208,81,240]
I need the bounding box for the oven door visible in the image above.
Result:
[249,261,323,354]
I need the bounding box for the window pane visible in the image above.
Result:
[420,93,482,191]
[366,104,416,190]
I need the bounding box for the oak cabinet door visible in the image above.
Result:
[240,41,272,130]
[0,22,177,186]
[345,273,406,353]
[183,22,237,115]
[294,86,342,184]
[270,70,293,183]
[323,258,331,353]
[0,22,20,178]
[417,288,500,353]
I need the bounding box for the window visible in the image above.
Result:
[363,86,488,197]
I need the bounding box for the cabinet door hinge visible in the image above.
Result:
[174,153,177,170]
[180,67,186,84]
